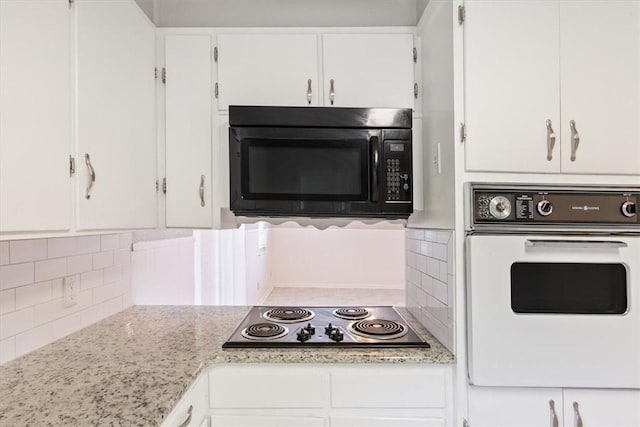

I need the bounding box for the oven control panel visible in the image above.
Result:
[470,185,639,227]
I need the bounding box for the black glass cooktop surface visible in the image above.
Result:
[222,306,430,348]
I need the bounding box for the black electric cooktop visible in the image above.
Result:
[222,306,430,349]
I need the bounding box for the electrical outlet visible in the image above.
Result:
[63,276,78,308]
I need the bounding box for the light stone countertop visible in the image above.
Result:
[0,305,455,426]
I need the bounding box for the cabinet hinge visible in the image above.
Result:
[458,5,465,25]
[154,67,158,79]
[161,67,166,84]
[463,420,470,427]
[214,46,218,62]
[413,47,418,63]
[155,179,159,192]
[68,0,73,7]
[162,177,167,194]
[459,123,467,143]
[214,83,219,99]
[414,83,419,99]
[69,155,75,177]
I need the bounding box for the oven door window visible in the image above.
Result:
[511,263,628,314]
[241,137,369,201]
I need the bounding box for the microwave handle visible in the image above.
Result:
[370,136,380,202]
[525,239,628,249]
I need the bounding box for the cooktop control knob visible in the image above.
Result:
[329,329,344,342]
[621,201,637,218]
[537,200,553,217]
[489,196,512,219]
[296,329,311,342]
[304,323,316,335]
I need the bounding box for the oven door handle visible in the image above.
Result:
[370,135,380,202]
[525,239,628,249]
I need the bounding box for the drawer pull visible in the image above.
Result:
[549,400,559,427]
[177,405,193,427]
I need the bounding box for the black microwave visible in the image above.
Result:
[228,106,413,219]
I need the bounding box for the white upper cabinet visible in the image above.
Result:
[322,33,415,109]
[0,0,72,233]
[76,0,157,230]
[559,1,640,175]
[464,0,640,175]
[463,0,561,173]
[216,34,320,110]
[165,35,213,228]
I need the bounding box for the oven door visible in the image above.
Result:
[466,234,640,388]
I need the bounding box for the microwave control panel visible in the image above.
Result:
[469,185,639,227]
[384,140,411,203]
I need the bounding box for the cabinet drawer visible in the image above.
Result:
[210,415,325,427]
[209,366,324,408]
[330,367,447,408]
[331,416,444,427]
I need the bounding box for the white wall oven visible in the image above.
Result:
[465,183,639,388]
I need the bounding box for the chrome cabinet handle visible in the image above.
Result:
[526,239,628,249]
[177,405,193,427]
[306,79,312,105]
[570,120,580,161]
[549,400,559,427]
[329,79,335,105]
[546,119,556,161]
[84,153,95,200]
[573,402,583,427]
[199,175,205,207]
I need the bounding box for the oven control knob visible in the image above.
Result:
[621,201,637,218]
[489,196,511,219]
[537,200,553,217]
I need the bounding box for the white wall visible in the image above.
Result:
[0,233,133,365]
[269,224,405,289]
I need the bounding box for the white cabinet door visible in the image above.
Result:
[165,35,213,228]
[0,0,71,233]
[563,389,640,427]
[463,1,561,173]
[331,417,444,427]
[216,34,319,110]
[468,386,563,427]
[76,0,156,230]
[322,34,415,109]
[559,1,640,175]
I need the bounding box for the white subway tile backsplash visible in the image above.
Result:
[0,242,9,266]
[406,228,454,353]
[0,336,15,364]
[34,258,66,283]
[81,270,103,290]
[92,251,114,270]
[101,234,119,251]
[432,243,447,261]
[15,323,52,358]
[47,237,78,258]
[15,281,52,311]
[77,236,100,254]
[67,254,93,275]
[0,263,34,291]
[0,289,15,315]
[9,239,47,264]
[416,254,427,273]
[0,233,132,365]
[0,307,34,340]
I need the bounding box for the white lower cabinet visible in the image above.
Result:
[468,386,640,427]
[165,364,453,427]
[161,373,209,427]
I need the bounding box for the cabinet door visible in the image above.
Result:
[559,1,640,175]
[0,0,71,233]
[322,34,414,108]
[468,386,563,427]
[563,389,640,427]
[165,35,213,228]
[210,415,325,427]
[464,1,561,173]
[76,0,156,230]
[331,417,444,427]
[216,34,319,110]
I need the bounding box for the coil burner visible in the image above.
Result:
[241,322,288,340]
[263,307,315,323]
[349,318,408,340]
[333,307,371,320]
